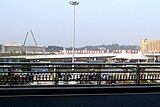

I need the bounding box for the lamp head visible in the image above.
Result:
[69,0,79,5]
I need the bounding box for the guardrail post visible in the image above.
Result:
[136,64,140,84]
[97,64,102,85]
[54,65,58,85]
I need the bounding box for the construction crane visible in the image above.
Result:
[22,29,38,53]
[30,29,38,46]
[22,32,29,53]
[23,32,29,47]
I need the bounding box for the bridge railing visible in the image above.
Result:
[0,62,160,85]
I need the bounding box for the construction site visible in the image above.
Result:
[0,29,46,56]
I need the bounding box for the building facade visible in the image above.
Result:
[141,39,160,53]
[0,44,46,54]
[59,49,105,54]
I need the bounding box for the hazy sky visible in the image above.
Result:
[0,0,160,47]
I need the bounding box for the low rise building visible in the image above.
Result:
[59,49,105,54]
[0,43,46,54]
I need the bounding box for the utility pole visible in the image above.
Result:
[69,0,79,63]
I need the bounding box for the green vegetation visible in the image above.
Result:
[47,43,140,52]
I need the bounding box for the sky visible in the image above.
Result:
[0,0,160,47]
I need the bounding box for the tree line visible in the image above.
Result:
[46,43,140,52]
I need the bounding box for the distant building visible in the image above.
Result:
[112,50,138,53]
[0,43,46,54]
[141,39,160,53]
[59,49,105,54]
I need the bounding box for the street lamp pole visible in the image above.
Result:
[69,0,79,63]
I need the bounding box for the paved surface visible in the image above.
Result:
[1,92,160,107]
[0,85,160,107]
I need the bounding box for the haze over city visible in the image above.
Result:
[0,0,160,47]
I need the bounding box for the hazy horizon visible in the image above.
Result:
[0,0,160,47]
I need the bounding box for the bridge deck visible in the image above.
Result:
[0,84,160,96]
[0,85,160,107]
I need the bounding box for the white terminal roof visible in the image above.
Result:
[0,52,148,60]
[25,53,115,59]
[113,51,148,60]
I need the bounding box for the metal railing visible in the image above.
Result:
[0,62,160,86]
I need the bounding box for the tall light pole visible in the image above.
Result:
[69,0,79,63]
